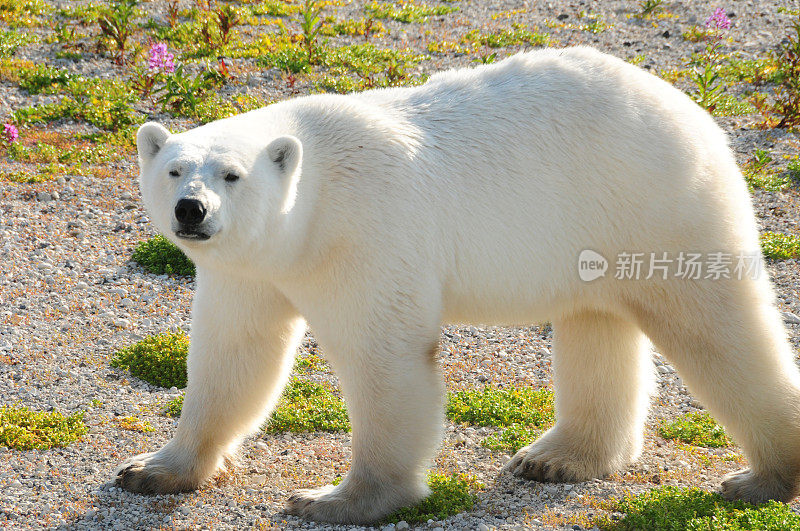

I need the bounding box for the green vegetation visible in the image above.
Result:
[682,25,715,43]
[294,352,329,372]
[321,17,387,39]
[742,150,792,191]
[0,0,51,27]
[0,30,36,57]
[788,158,800,181]
[116,416,155,433]
[164,394,184,418]
[0,406,87,450]
[313,43,427,92]
[97,0,140,64]
[637,0,664,17]
[165,376,350,434]
[761,232,800,260]
[594,486,800,530]
[752,13,800,128]
[131,235,196,276]
[658,412,731,448]
[266,378,351,433]
[4,131,117,167]
[111,332,190,389]
[13,77,140,131]
[447,386,555,453]
[0,127,125,183]
[578,11,608,34]
[364,1,457,24]
[719,56,783,85]
[249,0,301,17]
[462,24,550,48]
[386,473,483,524]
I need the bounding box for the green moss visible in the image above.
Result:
[594,486,800,530]
[761,232,800,260]
[0,406,87,450]
[266,378,350,433]
[131,235,195,276]
[364,1,457,23]
[111,332,190,389]
[658,412,731,448]
[385,473,483,524]
[447,386,555,453]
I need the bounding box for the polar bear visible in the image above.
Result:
[116,47,800,523]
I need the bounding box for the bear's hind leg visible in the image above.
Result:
[633,279,800,504]
[504,310,652,482]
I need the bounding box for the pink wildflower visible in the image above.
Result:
[148,42,175,73]
[3,123,18,143]
[705,8,732,31]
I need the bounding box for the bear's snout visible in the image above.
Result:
[175,198,207,226]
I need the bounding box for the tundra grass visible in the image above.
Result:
[111,332,190,389]
[385,473,483,524]
[265,378,350,433]
[364,1,458,23]
[761,232,800,260]
[658,412,731,448]
[131,235,196,276]
[447,386,555,453]
[165,377,351,433]
[743,150,793,191]
[0,406,87,450]
[594,486,800,530]
[462,24,550,48]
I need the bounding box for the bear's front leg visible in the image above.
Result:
[115,272,306,493]
[285,296,445,524]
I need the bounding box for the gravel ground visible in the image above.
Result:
[2,0,800,529]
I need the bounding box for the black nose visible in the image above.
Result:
[175,199,206,225]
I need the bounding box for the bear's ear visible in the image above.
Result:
[266,135,302,177]
[137,122,171,163]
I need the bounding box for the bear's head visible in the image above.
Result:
[136,121,303,268]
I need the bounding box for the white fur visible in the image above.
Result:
[116,47,800,523]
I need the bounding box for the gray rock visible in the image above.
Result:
[782,311,800,325]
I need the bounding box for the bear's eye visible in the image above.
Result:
[224,173,240,183]
[169,170,180,177]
